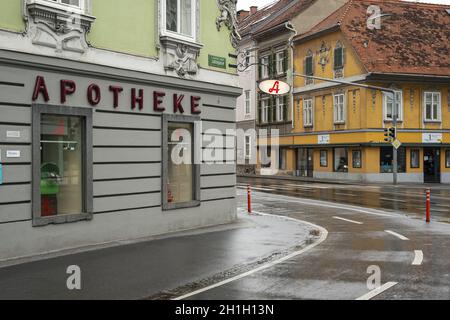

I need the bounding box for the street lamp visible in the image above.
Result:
[292,73,399,185]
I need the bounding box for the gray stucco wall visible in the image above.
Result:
[0,51,240,261]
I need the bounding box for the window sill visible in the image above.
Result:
[334,121,346,125]
[33,212,93,227]
[384,119,403,123]
[423,120,442,123]
[163,200,201,211]
[303,124,313,128]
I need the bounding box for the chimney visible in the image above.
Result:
[237,10,250,21]
[250,6,258,15]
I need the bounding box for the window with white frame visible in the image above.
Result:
[162,0,196,39]
[38,0,85,12]
[261,97,269,123]
[245,90,251,115]
[245,135,251,159]
[276,51,285,75]
[303,98,313,127]
[334,93,346,123]
[383,90,403,121]
[260,56,269,79]
[276,96,285,122]
[424,92,441,122]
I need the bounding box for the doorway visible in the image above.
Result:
[424,148,440,183]
[296,148,314,177]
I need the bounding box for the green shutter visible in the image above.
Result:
[334,47,343,69]
[258,97,262,124]
[283,49,288,73]
[283,95,288,122]
[259,58,262,79]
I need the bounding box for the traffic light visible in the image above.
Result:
[384,127,396,142]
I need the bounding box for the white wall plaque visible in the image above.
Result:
[422,133,442,143]
[6,131,21,138]
[318,135,330,144]
[6,150,21,158]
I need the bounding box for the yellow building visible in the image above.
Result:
[263,0,450,183]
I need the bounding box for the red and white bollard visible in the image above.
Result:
[426,188,431,223]
[247,184,252,214]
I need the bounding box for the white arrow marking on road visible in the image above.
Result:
[412,250,424,266]
[333,216,363,225]
[356,282,398,300]
[385,230,409,241]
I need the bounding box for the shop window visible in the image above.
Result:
[32,105,92,227]
[279,149,287,170]
[352,150,362,168]
[424,92,441,122]
[333,93,346,124]
[162,115,200,210]
[380,147,406,173]
[446,150,450,168]
[320,150,328,167]
[334,148,348,172]
[303,98,313,127]
[383,90,403,121]
[411,149,420,168]
[163,0,196,39]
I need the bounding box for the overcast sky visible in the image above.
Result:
[237,0,450,11]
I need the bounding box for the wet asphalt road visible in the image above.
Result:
[185,188,450,300]
[239,177,450,223]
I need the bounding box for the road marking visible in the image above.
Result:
[251,192,394,217]
[379,198,407,203]
[412,250,424,266]
[356,282,398,300]
[385,230,409,241]
[332,216,363,225]
[173,214,328,300]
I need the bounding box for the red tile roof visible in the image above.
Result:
[295,0,450,77]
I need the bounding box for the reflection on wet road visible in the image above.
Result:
[238,177,450,223]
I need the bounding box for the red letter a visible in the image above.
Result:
[32,76,50,102]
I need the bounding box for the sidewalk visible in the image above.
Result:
[239,174,450,189]
[0,211,314,300]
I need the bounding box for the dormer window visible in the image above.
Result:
[161,0,197,41]
[333,41,345,79]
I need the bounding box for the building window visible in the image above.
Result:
[305,51,314,85]
[245,90,251,115]
[162,114,200,210]
[411,149,420,168]
[320,150,328,167]
[32,105,93,227]
[334,93,346,124]
[163,0,196,39]
[446,150,450,168]
[276,96,285,122]
[333,42,344,78]
[260,56,269,79]
[383,90,403,121]
[261,97,269,123]
[334,148,348,172]
[276,51,286,75]
[352,150,362,168]
[380,147,406,173]
[424,92,441,122]
[303,98,313,127]
[245,135,251,160]
[45,0,82,8]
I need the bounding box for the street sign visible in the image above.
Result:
[259,80,291,95]
[392,139,402,150]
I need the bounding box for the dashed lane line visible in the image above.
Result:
[385,230,410,241]
[333,216,363,225]
[412,250,424,266]
[356,282,398,300]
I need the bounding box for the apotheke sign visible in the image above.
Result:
[31,76,202,114]
[259,80,291,95]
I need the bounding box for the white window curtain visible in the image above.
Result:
[424,92,441,121]
[383,90,403,121]
[334,94,345,123]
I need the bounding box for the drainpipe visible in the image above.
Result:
[285,22,297,129]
